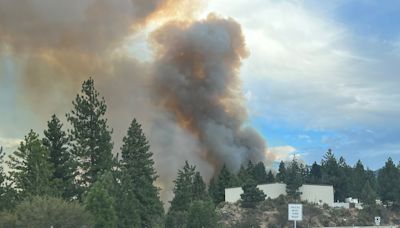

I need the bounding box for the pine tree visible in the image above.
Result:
[7,130,54,197]
[169,161,196,212]
[285,158,303,200]
[85,172,117,228]
[66,78,114,190]
[166,161,196,228]
[336,156,351,201]
[115,168,141,228]
[43,114,75,199]
[0,148,18,211]
[192,171,207,201]
[237,165,249,185]
[308,162,322,184]
[377,157,400,203]
[266,170,275,183]
[240,179,266,208]
[246,160,255,179]
[0,146,8,210]
[119,118,164,227]
[321,149,341,200]
[360,180,377,208]
[351,160,367,199]
[253,162,268,184]
[276,161,286,182]
[365,169,378,194]
[208,177,218,203]
[212,164,235,204]
[186,200,218,228]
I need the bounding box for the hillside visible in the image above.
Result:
[217,196,400,227]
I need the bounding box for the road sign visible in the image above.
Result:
[288,204,303,221]
[375,216,381,226]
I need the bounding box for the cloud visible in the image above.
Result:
[0,137,21,150]
[268,145,296,161]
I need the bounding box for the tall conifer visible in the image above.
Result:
[119,118,163,227]
[66,78,113,191]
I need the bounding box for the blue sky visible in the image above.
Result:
[205,0,400,169]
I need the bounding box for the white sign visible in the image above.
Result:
[375,216,381,226]
[288,204,303,221]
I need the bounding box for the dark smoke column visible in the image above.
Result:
[151,14,268,172]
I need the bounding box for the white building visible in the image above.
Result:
[225,183,334,206]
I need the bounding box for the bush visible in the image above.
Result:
[187,200,219,228]
[240,180,266,208]
[0,212,16,228]
[12,196,92,228]
[233,211,260,228]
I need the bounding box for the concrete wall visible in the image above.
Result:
[225,186,244,203]
[225,183,286,203]
[258,183,286,199]
[225,183,334,206]
[300,184,334,206]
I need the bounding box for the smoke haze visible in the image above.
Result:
[0,0,271,202]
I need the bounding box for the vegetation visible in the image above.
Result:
[240,179,266,208]
[0,196,92,228]
[66,77,114,194]
[165,161,218,228]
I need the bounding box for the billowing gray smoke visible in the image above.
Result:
[151,14,267,171]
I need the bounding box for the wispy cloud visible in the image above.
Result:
[0,137,21,150]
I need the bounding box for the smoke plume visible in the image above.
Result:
[151,14,267,171]
[0,1,271,202]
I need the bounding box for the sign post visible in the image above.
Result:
[288,204,303,228]
[375,216,381,226]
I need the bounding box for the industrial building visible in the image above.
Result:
[225,183,334,206]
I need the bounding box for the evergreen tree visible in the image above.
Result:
[0,147,18,211]
[115,168,141,228]
[85,172,117,228]
[166,161,196,228]
[66,78,113,190]
[208,177,218,203]
[119,118,163,227]
[365,169,378,194]
[253,162,268,184]
[246,160,255,179]
[351,160,367,199]
[0,146,9,210]
[321,149,341,200]
[308,162,322,184]
[266,170,275,183]
[186,200,219,228]
[276,161,286,182]
[212,164,235,204]
[169,161,196,212]
[285,158,303,200]
[377,157,400,203]
[192,171,207,201]
[43,114,75,199]
[237,165,249,185]
[240,179,266,208]
[336,156,351,201]
[360,180,377,208]
[7,130,54,197]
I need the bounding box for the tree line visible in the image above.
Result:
[1,78,400,227]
